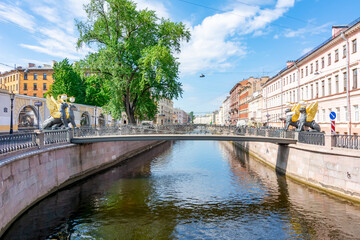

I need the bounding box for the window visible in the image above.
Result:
[352,39,357,53]
[315,60,319,72]
[301,69,303,78]
[321,80,325,97]
[33,93,37,97]
[43,83,47,90]
[335,75,339,93]
[353,68,358,89]
[335,49,339,62]
[355,105,359,122]
[344,106,348,121]
[315,82,319,98]
[305,86,308,99]
[24,73,28,80]
[344,72,347,91]
[43,73,47,80]
[310,63,313,74]
[293,73,295,82]
[310,84,314,99]
[321,57,325,68]
[306,66,308,76]
[328,53,331,65]
[343,45,347,58]
[33,83,37,90]
[328,78,331,95]
[322,109,326,122]
[336,107,340,121]
[24,83,27,90]
[34,73,37,80]
[301,87,304,100]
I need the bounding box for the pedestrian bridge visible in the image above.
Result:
[1,124,302,156]
[71,134,296,145]
[70,124,296,145]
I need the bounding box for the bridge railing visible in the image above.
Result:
[0,132,38,154]
[334,134,360,150]
[298,132,325,146]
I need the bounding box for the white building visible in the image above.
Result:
[156,98,173,125]
[194,114,212,124]
[263,19,360,134]
[248,91,264,127]
[222,96,231,125]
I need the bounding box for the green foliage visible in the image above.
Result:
[84,74,111,107]
[76,0,190,123]
[189,111,195,123]
[48,58,86,103]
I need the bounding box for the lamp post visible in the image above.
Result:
[34,101,43,129]
[9,91,15,134]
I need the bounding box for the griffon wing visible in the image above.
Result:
[291,103,301,122]
[306,101,318,122]
[46,95,61,118]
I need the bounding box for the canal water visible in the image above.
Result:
[3,141,360,239]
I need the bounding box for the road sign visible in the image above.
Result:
[34,102,43,106]
[331,120,336,134]
[329,111,336,120]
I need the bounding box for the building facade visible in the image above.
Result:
[173,108,189,124]
[0,63,55,98]
[263,18,360,134]
[155,98,174,125]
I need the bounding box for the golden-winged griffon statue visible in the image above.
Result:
[41,94,77,129]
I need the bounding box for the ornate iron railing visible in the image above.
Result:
[0,133,37,154]
[298,132,325,146]
[44,129,69,145]
[334,134,360,150]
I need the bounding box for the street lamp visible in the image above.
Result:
[9,91,15,134]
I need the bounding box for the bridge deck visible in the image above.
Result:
[71,134,297,145]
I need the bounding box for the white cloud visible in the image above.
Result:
[134,0,169,19]
[179,0,295,75]
[284,22,330,38]
[301,47,313,55]
[0,2,35,32]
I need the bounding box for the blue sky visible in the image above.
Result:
[1,0,360,114]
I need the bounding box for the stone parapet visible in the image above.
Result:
[0,140,163,236]
[234,140,360,203]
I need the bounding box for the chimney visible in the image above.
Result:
[332,25,348,38]
[51,60,57,67]
[28,63,35,68]
[286,61,295,68]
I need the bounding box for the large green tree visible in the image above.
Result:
[76,0,190,124]
[48,58,86,103]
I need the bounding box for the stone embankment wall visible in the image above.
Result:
[0,140,162,236]
[235,140,360,202]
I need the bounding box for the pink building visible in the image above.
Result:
[263,18,360,135]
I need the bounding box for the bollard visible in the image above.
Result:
[35,130,45,148]
[67,129,74,143]
[324,134,335,149]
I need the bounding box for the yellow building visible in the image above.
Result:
[0,63,54,97]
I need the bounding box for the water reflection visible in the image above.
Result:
[3,141,360,240]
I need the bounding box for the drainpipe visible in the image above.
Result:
[280,73,283,127]
[294,62,300,102]
[341,32,352,135]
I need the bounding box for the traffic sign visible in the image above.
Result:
[34,102,43,106]
[329,111,336,120]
